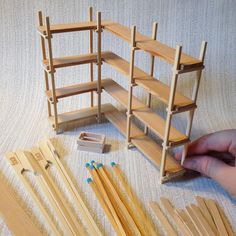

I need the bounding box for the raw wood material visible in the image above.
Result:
[205,199,228,236]
[0,177,43,236]
[49,103,114,125]
[150,202,177,236]
[160,197,192,236]
[135,77,196,112]
[103,22,202,69]
[133,107,189,146]
[104,109,185,177]
[38,139,103,236]
[5,152,60,236]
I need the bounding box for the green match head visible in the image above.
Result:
[97,163,103,169]
[111,162,116,167]
[91,160,95,165]
[87,178,92,183]
[90,164,95,170]
[85,163,90,168]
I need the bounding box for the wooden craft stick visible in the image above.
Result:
[38,139,102,236]
[190,204,216,236]
[30,148,86,236]
[160,197,192,236]
[111,162,157,235]
[86,163,127,236]
[176,209,200,236]
[88,6,94,107]
[0,176,43,236]
[87,178,121,235]
[5,152,60,236]
[205,199,228,236]
[95,163,142,236]
[16,151,76,236]
[195,196,217,232]
[150,201,177,236]
[104,163,154,236]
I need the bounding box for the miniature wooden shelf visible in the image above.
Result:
[38,20,113,36]
[46,78,113,101]
[104,108,185,177]
[132,107,189,146]
[135,77,196,112]
[103,79,144,109]
[49,103,114,126]
[104,22,202,70]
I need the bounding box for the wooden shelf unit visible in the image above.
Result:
[37,7,207,182]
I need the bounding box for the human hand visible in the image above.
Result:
[176,129,236,198]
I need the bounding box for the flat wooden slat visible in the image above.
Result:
[45,78,113,101]
[104,22,202,69]
[38,20,113,35]
[49,103,114,125]
[135,77,196,112]
[104,109,184,176]
[133,107,189,146]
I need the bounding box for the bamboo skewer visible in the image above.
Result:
[86,163,127,236]
[87,178,121,235]
[150,202,177,236]
[5,152,61,236]
[38,139,102,236]
[111,162,157,235]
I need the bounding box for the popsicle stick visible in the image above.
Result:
[38,139,102,236]
[150,202,177,236]
[111,162,157,235]
[95,163,141,236]
[5,152,61,236]
[195,196,217,232]
[190,204,216,236]
[160,197,192,236]
[30,148,87,236]
[205,199,228,236]
[86,163,127,236]
[87,178,121,235]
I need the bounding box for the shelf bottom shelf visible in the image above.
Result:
[104,108,185,180]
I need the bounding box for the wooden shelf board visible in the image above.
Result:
[102,79,145,109]
[135,77,196,112]
[104,109,184,175]
[104,22,202,70]
[133,107,189,146]
[45,78,113,101]
[38,20,113,35]
[49,103,114,125]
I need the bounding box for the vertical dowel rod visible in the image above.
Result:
[89,7,94,107]
[96,12,102,123]
[160,45,182,182]
[181,41,207,165]
[145,22,158,134]
[38,11,52,117]
[46,17,59,133]
[126,26,136,146]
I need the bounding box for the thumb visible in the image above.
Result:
[183,155,236,198]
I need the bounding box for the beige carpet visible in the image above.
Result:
[0,0,236,235]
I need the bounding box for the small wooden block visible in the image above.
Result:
[77,132,105,153]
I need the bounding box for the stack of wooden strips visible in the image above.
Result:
[86,161,159,236]
[4,139,103,236]
[150,196,235,236]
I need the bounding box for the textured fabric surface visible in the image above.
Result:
[0,0,236,235]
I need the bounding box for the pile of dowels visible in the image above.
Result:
[86,161,159,236]
[150,196,236,236]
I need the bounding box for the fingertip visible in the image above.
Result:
[175,152,182,161]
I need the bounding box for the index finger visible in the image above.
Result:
[187,129,236,157]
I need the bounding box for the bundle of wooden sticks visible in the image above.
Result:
[86,161,235,236]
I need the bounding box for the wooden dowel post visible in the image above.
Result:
[88,7,94,107]
[160,45,182,182]
[96,12,102,123]
[181,41,207,165]
[38,11,52,117]
[126,25,136,147]
[145,22,158,134]
[45,17,59,133]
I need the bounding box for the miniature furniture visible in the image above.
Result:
[37,7,207,183]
